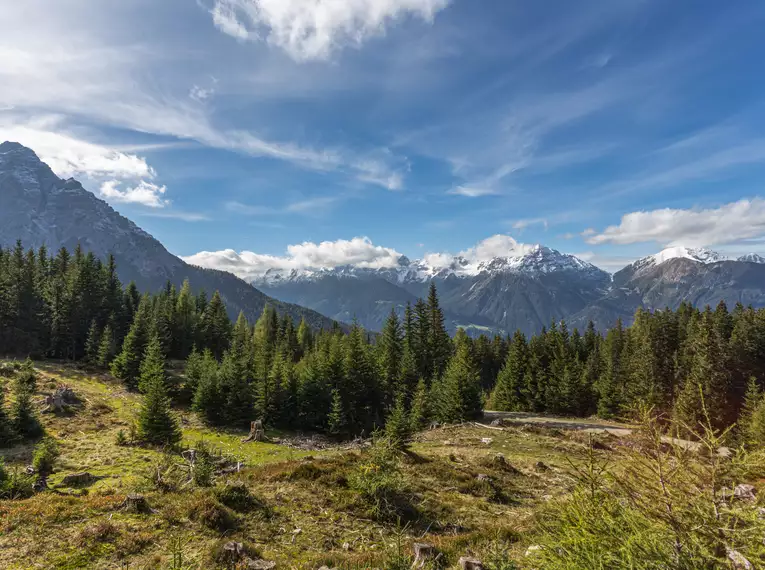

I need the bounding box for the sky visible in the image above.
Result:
[2,0,765,274]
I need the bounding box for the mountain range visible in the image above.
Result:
[0,141,338,330]
[3,140,765,336]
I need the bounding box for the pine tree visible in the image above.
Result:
[434,330,482,423]
[384,394,411,449]
[84,320,101,364]
[10,370,42,440]
[427,282,452,380]
[409,378,430,430]
[491,330,528,411]
[327,389,347,437]
[96,324,115,368]
[199,291,231,360]
[379,309,403,404]
[136,336,181,446]
[192,356,224,426]
[138,333,167,394]
[0,379,15,446]
[737,377,762,446]
[219,350,254,427]
[111,297,150,389]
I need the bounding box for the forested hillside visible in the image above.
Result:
[4,240,765,443]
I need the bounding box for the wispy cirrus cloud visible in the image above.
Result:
[209,0,451,62]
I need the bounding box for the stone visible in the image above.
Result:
[525,545,543,557]
[534,461,550,472]
[459,556,484,570]
[481,437,493,445]
[490,418,503,427]
[412,543,437,568]
[493,453,506,465]
[476,474,492,483]
[61,472,94,486]
[734,484,757,501]
[32,477,48,492]
[246,560,276,570]
[222,541,245,562]
[727,548,753,569]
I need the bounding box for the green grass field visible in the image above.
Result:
[0,360,611,569]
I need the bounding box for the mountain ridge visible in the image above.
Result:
[0,141,341,331]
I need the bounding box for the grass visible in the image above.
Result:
[0,360,602,569]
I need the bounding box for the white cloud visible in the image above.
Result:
[458,234,537,262]
[512,217,548,231]
[0,117,155,180]
[210,0,450,61]
[99,180,168,208]
[183,236,404,279]
[447,185,499,198]
[587,199,765,247]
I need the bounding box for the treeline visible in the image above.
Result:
[4,241,765,442]
[490,302,765,439]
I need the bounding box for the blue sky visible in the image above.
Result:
[2,0,765,273]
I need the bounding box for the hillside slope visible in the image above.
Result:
[0,142,338,330]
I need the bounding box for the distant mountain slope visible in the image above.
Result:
[570,248,765,330]
[255,244,612,335]
[0,141,338,330]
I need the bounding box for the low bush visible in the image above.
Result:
[213,481,268,516]
[187,492,238,532]
[32,438,60,477]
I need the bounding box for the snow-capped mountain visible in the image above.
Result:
[738,253,765,264]
[253,245,606,286]
[255,245,612,335]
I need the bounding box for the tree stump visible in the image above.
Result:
[32,477,48,493]
[122,493,151,513]
[459,557,485,570]
[61,472,94,487]
[242,420,266,443]
[412,543,437,568]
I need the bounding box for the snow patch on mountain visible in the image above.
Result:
[253,244,607,286]
[631,246,765,271]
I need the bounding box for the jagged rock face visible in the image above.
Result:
[0,142,338,330]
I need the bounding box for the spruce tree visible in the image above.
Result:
[384,394,411,449]
[327,388,347,437]
[199,291,231,360]
[0,379,14,446]
[111,297,150,389]
[409,378,430,430]
[737,377,762,446]
[10,370,42,440]
[96,324,115,368]
[138,333,167,394]
[84,320,101,364]
[434,330,482,423]
[219,350,254,428]
[192,357,224,425]
[136,336,181,446]
[491,330,528,411]
[379,309,403,404]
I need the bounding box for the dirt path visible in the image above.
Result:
[482,410,730,455]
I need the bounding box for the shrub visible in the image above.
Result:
[349,436,412,521]
[534,410,765,569]
[0,466,35,499]
[32,438,60,477]
[114,429,128,446]
[213,481,269,516]
[187,493,238,532]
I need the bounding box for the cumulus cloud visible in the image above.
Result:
[100,180,168,208]
[587,199,765,247]
[458,234,537,262]
[210,0,450,61]
[183,237,404,280]
[0,118,155,180]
